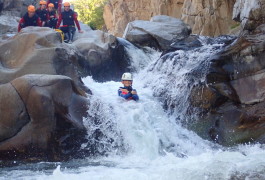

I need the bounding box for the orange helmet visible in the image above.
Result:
[48,3,54,8]
[64,2,70,7]
[39,0,47,5]
[28,5,36,12]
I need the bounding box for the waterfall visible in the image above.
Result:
[1,36,265,180]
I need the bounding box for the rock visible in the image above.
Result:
[0,14,18,35]
[73,30,131,82]
[190,24,265,145]
[207,25,265,105]
[182,0,237,36]
[103,0,237,37]
[189,84,227,110]
[103,0,185,37]
[233,0,265,32]
[193,101,265,146]
[0,74,88,161]
[123,15,191,51]
[0,27,91,161]
[0,27,89,88]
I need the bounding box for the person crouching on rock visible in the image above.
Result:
[118,73,139,101]
[46,3,58,29]
[18,5,42,32]
[36,0,48,27]
[56,2,83,44]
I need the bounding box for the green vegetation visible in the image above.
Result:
[72,0,107,30]
[230,22,240,29]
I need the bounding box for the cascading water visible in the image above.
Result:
[1,37,265,180]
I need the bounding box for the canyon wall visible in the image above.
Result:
[103,0,238,37]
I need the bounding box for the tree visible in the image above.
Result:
[72,0,107,30]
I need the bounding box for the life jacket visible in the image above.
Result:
[23,13,39,27]
[61,9,75,27]
[49,0,59,9]
[36,8,48,22]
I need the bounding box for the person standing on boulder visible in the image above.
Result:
[36,0,48,27]
[47,0,62,15]
[46,3,58,29]
[118,73,139,101]
[18,5,42,32]
[56,2,83,43]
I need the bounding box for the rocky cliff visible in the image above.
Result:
[103,0,238,37]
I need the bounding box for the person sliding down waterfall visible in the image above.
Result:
[56,2,83,43]
[118,73,139,101]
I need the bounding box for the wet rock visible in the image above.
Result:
[190,24,265,145]
[190,84,227,110]
[0,75,88,161]
[233,0,265,32]
[73,30,131,82]
[123,15,191,51]
[0,27,90,161]
[194,101,265,146]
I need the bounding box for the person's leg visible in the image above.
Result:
[60,27,69,42]
[51,18,58,29]
[68,27,76,43]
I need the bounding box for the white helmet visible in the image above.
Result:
[121,72,133,81]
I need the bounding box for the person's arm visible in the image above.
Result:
[131,89,139,101]
[73,12,82,32]
[118,89,132,100]
[18,18,25,32]
[56,14,62,28]
[132,94,139,101]
[37,17,42,27]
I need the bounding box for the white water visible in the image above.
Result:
[1,39,265,180]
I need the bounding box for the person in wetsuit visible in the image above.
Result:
[118,72,139,101]
[47,0,62,14]
[56,2,83,43]
[36,0,48,27]
[18,5,42,32]
[46,3,58,29]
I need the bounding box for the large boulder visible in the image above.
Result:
[190,24,265,145]
[0,74,88,161]
[0,14,18,35]
[73,29,131,82]
[103,0,185,37]
[0,27,91,161]
[233,0,265,32]
[123,15,191,51]
[0,27,89,87]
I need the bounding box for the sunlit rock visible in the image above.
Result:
[123,15,191,51]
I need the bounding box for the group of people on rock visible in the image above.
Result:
[18,0,83,43]
[17,2,139,101]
